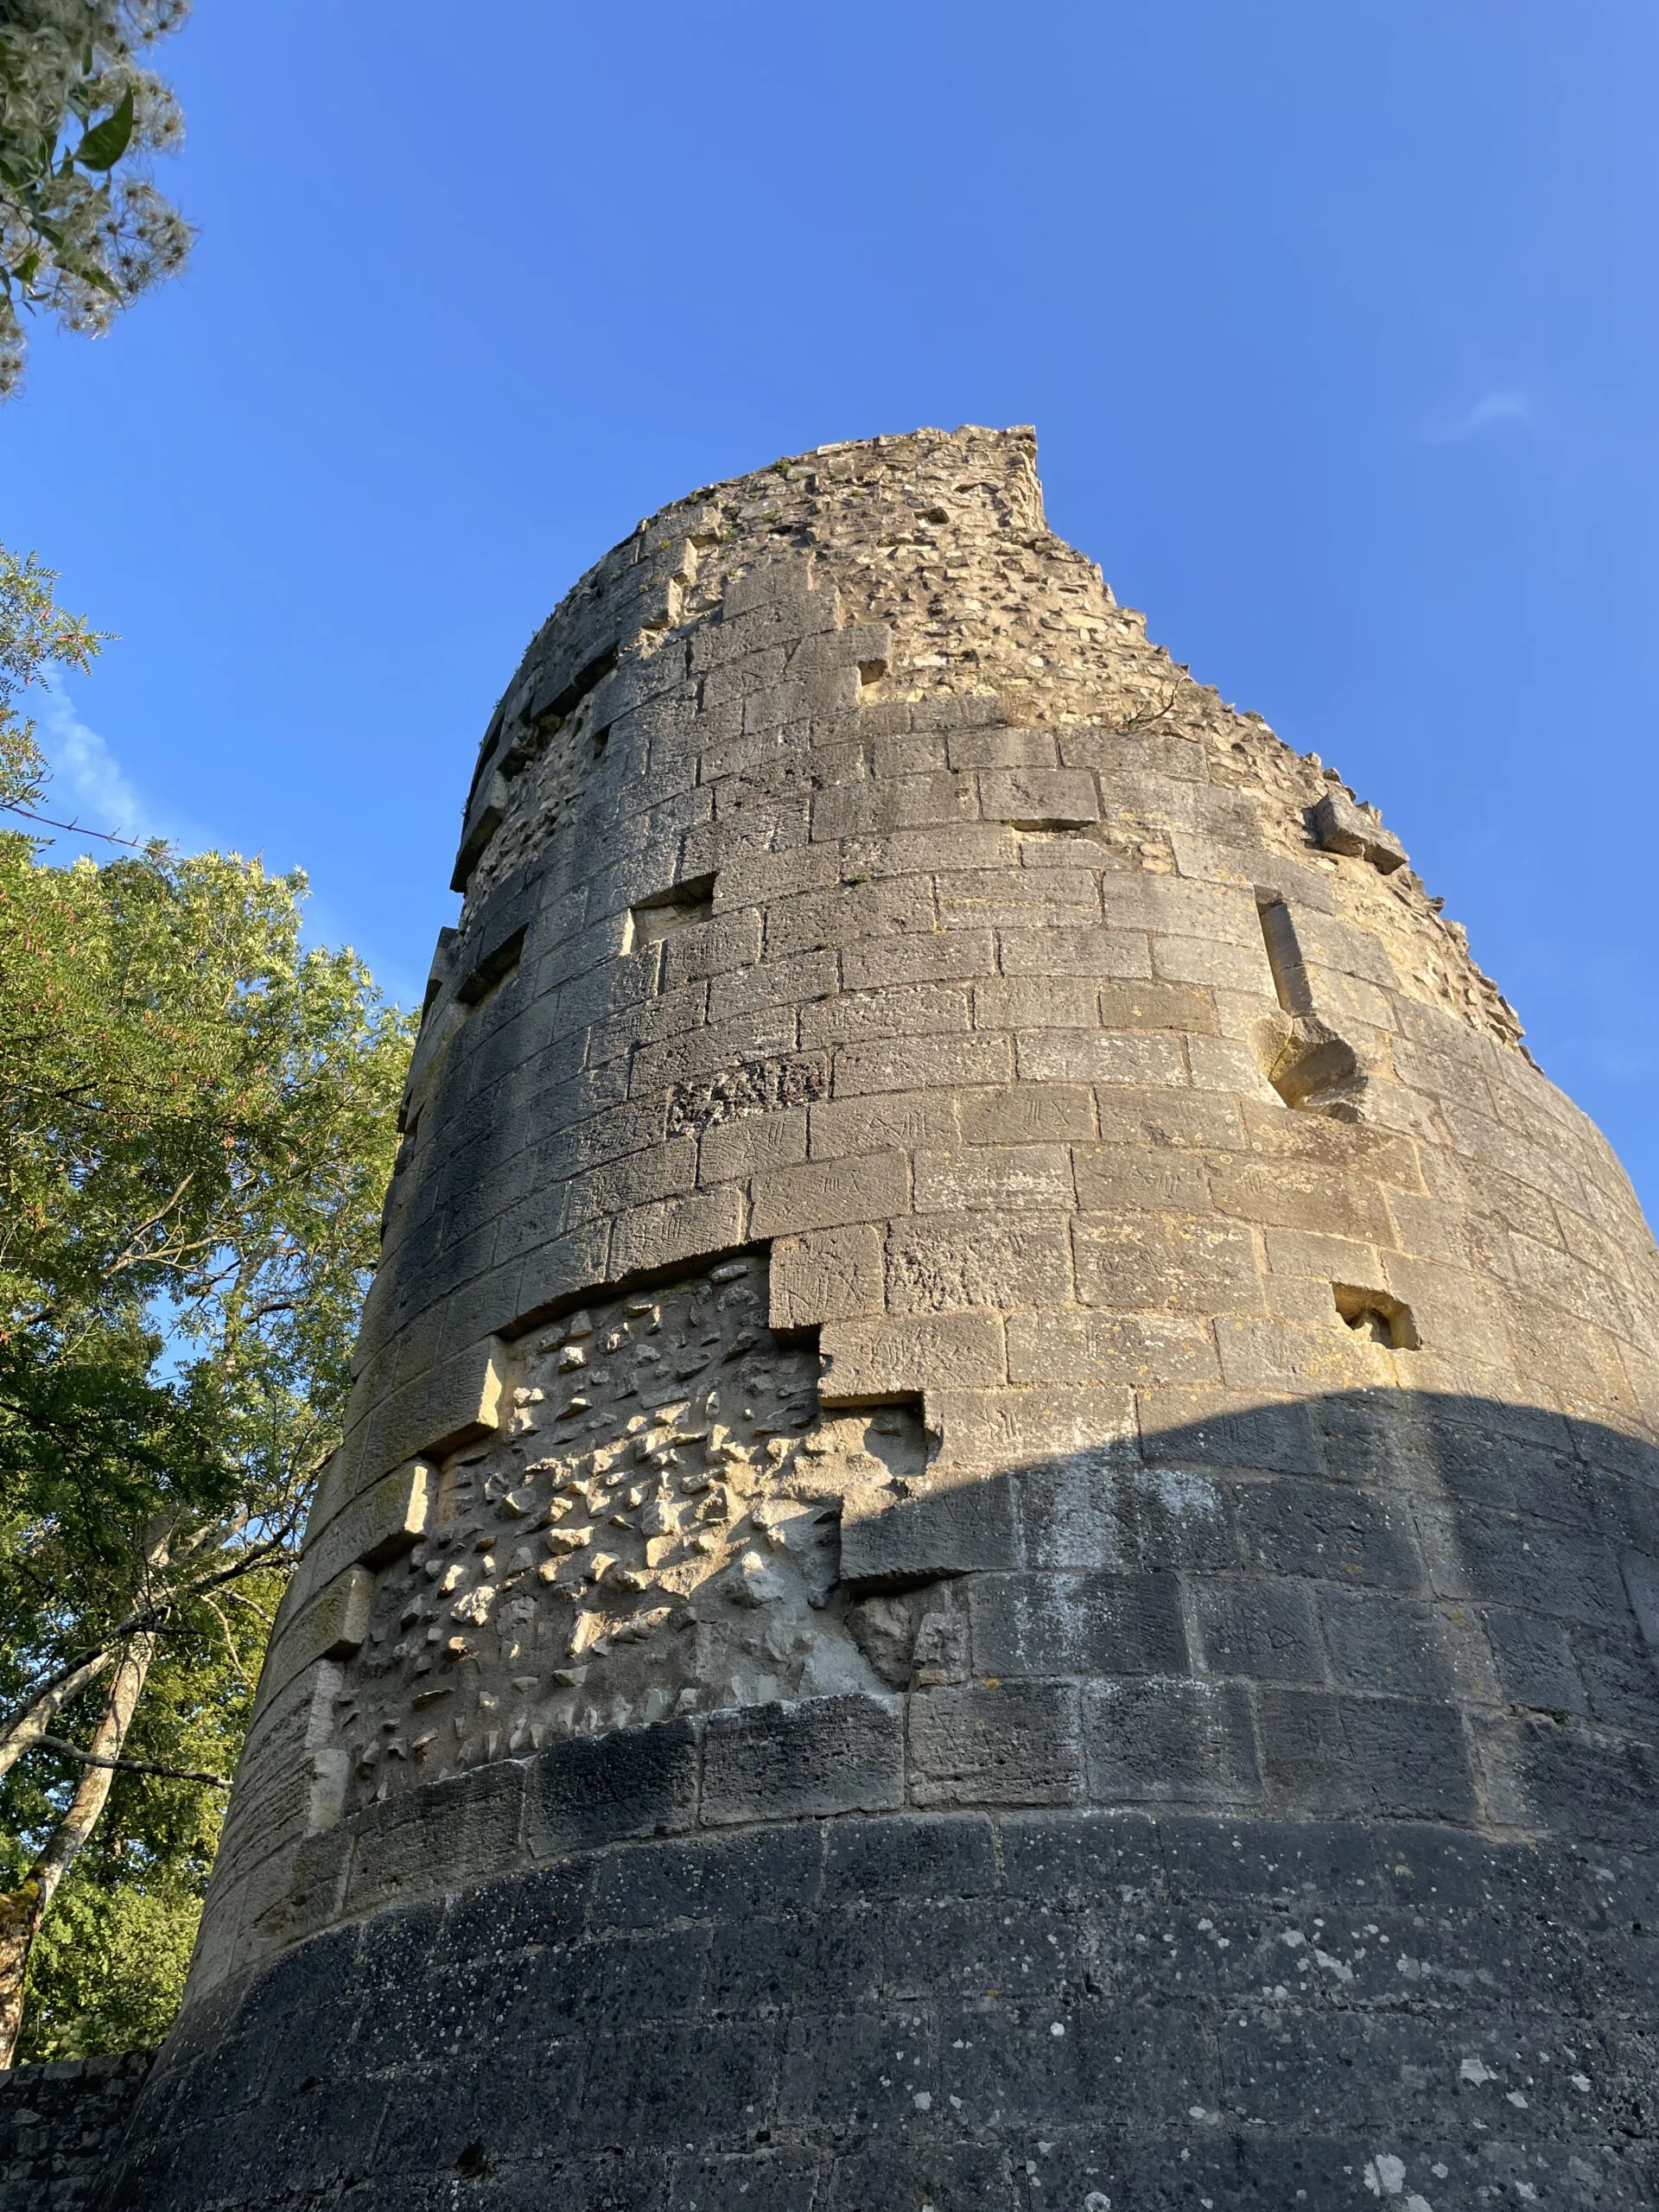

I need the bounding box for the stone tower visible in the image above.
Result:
[102,429,1659,2210]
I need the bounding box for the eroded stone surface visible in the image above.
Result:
[464,427,1521,1050]
[331,1255,934,1796]
[0,2052,152,2210]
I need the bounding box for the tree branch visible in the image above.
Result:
[0,1529,294,1761]
[219,1585,275,1630]
[0,800,161,852]
[31,1734,229,1789]
[200,1592,244,1682]
[0,1647,116,1783]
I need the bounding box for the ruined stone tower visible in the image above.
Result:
[103,429,1659,2209]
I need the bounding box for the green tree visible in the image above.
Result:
[0,0,194,397]
[2,10,371,2063]
[0,836,414,2061]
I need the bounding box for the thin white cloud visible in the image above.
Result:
[24,682,420,1005]
[1421,390,1535,445]
[35,673,160,843]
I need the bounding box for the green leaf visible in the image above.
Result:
[74,89,136,174]
[55,254,122,299]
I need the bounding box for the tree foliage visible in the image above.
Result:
[1,540,107,816]
[0,835,414,2058]
[0,0,194,396]
[0,10,378,2060]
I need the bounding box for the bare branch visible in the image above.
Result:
[1116,677,1185,732]
[0,801,162,852]
[219,1586,275,1630]
[200,1593,244,1681]
[30,1735,229,1789]
[0,1648,116,1782]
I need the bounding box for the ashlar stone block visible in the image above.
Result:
[1311,787,1408,873]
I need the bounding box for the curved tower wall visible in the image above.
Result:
[104,429,1659,2210]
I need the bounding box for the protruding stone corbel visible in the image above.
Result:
[1311,788,1407,874]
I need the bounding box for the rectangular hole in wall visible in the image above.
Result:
[392,1109,420,1176]
[463,710,506,813]
[458,925,526,1009]
[857,1398,930,1482]
[539,644,619,728]
[1333,1283,1421,1351]
[808,1391,932,1474]
[626,873,716,953]
[492,646,625,785]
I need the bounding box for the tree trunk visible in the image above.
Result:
[0,1635,156,2067]
[0,1645,117,1781]
[0,1510,283,1782]
[0,1513,179,1782]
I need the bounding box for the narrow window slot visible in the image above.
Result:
[462,709,506,813]
[537,644,620,729]
[1255,889,1314,1018]
[1252,887,1361,1114]
[392,1110,420,1177]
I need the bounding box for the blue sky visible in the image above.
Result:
[5,2,1656,1216]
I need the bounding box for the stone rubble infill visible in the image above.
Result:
[337,1252,929,1801]
[467,424,1522,1051]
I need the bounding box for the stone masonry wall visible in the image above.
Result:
[120,427,1659,2211]
[0,2052,151,2209]
[181,422,1659,1999]
[99,1808,1659,2212]
[97,1389,1659,2210]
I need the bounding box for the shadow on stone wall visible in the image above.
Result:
[92,1389,1659,2212]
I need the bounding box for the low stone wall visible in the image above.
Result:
[0,2050,151,2209]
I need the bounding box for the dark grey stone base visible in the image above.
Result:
[0,2051,153,2211]
[99,1809,1659,2210]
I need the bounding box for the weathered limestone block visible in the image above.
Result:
[1311,785,1408,872]
[289,1459,431,1613]
[308,1567,374,1662]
